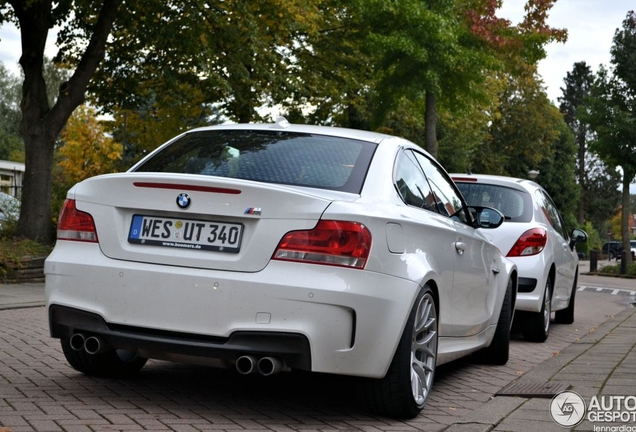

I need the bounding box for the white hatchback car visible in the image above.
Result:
[46,119,517,419]
[453,174,587,342]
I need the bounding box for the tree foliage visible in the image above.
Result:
[559,61,594,224]
[348,0,566,157]
[352,0,500,156]
[581,156,622,230]
[107,84,223,166]
[437,74,502,173]
[0,57,70,163]
[586,11,636,265]
[535,121,578,229]
[84,0,323,123]
[471,66,563,177]
[0,62,22,161]
[57,105,122,185]
[51,105,121,223]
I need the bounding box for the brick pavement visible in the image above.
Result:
[0,285,633,431]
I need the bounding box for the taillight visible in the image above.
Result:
[507,228,546,257]
[273,220,372,269]
[57,199,98,242]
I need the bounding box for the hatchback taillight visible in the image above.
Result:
[273,220,372,269]
[57,199,98,242]
[507,228,546,257]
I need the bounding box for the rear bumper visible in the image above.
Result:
[45,241,420,378]
[49,304,312,370]
[508,255,549,313]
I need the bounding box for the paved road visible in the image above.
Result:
[0,271,634,431]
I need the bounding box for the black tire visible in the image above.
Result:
[61,339,147,378]
[555,271,577,324]
[522,277,552,342]
[364,286,438,419]
[473,276,512,365]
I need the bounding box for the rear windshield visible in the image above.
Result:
[455,182,533,222]
[134,130,377,194]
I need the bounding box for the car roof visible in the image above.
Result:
[187,117,396,144]
[450,173,540,193]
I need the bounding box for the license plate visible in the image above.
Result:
[128,215,243,253]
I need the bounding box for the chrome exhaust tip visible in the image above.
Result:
[84,335,109,355]
[69,333,86,351]
[257,356,283,376]
[236,355,258,375]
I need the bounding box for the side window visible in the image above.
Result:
[536,190,567,239]
[413,152,470,225]
[394,150,438,212]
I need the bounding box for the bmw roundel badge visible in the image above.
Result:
[176,193,191,209]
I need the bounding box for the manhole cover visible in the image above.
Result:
[496,381,570,398]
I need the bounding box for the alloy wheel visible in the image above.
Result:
[410,292,438,405]
[543,282,551,333]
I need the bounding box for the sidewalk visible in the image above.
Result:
[443,275,636,431]
[443,305,636,431]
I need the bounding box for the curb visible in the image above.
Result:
[583,271,636,280]
[0,301,45,311]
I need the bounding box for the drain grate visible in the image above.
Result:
[496,381,570,398]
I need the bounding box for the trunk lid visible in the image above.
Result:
[71,173,358,272]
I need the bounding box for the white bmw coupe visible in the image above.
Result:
[46,118,517,419]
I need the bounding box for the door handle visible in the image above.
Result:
[454,241,466,255]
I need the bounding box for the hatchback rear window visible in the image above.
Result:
[133,130,377,194]
[455,182,533,222]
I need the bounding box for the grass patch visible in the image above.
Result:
[0,237,52,270]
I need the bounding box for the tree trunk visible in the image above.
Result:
[425,92,438,158]
[17,131,56,243]
[576,126,586,225]
[621,173,633,266]
[11,0,122,243]
[13,0,55,243]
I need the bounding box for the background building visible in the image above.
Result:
[0,160,24,198]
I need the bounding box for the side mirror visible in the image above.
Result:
[570,228,588,249]
[468,206,504,229]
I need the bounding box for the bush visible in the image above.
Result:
[0,237,52,271]
[598,262,636,277]
[0,192,20,238]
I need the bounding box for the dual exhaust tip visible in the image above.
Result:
[236,355,284,376]
[71,334,285,376]
[70,333,109,355]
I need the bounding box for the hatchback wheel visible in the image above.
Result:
[364,286,437,419]
[555,272,577,324]
[473,276,513,365]
[523,277,552,342]
[61,339,147,378]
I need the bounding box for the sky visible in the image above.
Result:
[499,0,631,103]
